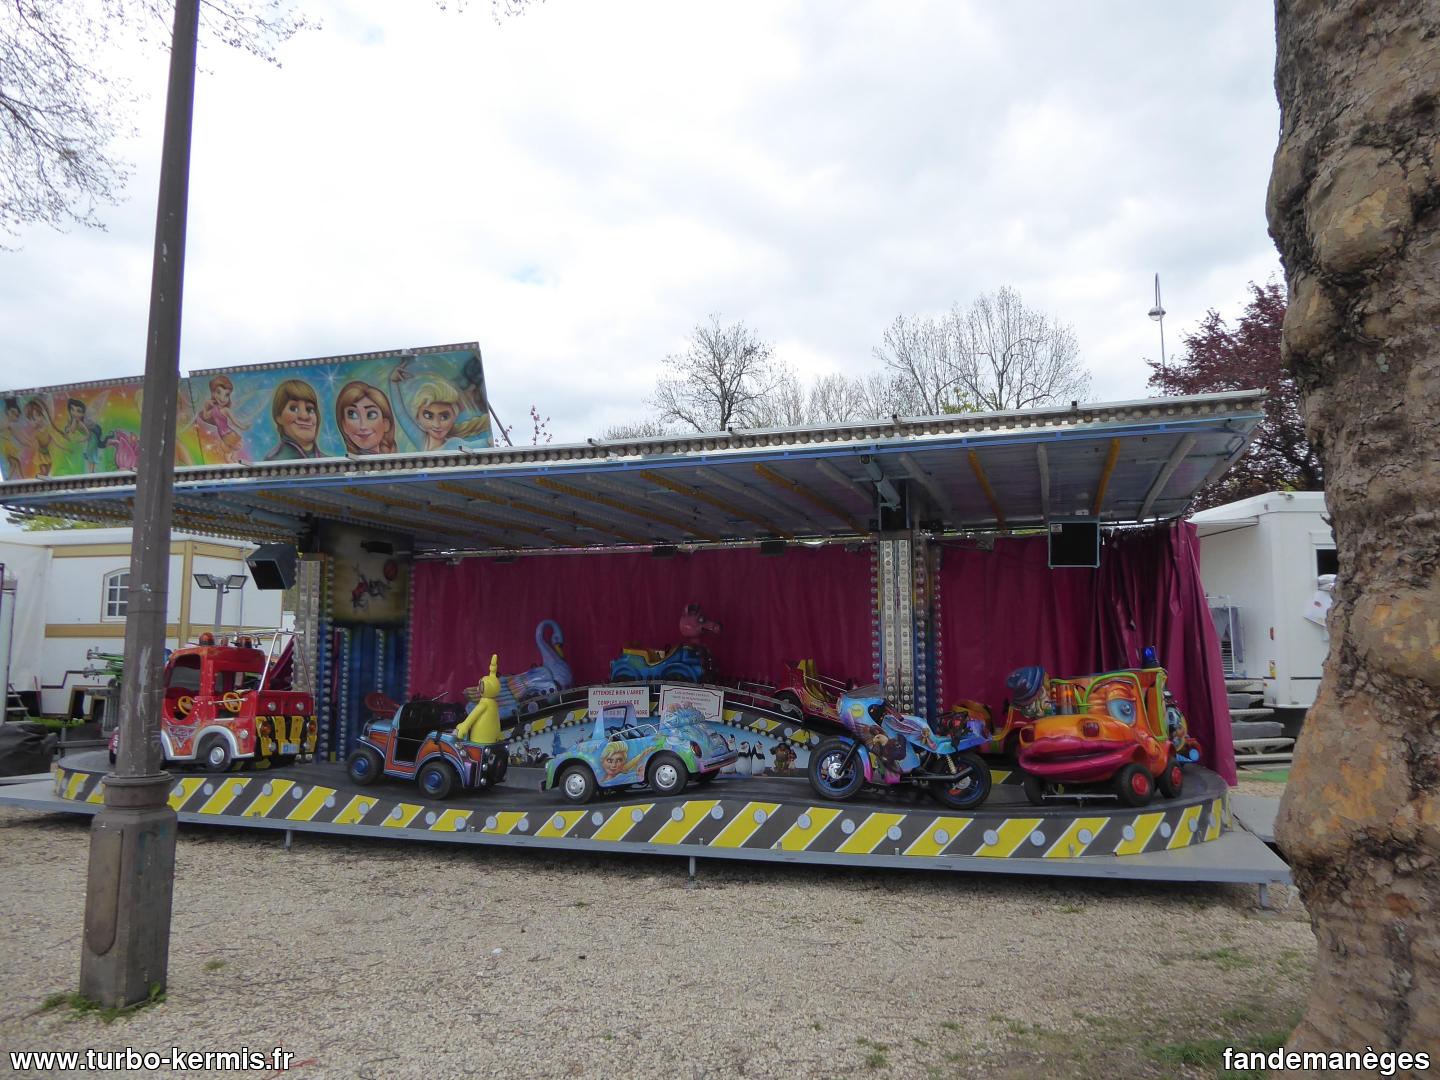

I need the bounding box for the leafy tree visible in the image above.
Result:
[651,316,782,432]
[1267,0,1438,1053]
[876,287,1090,415]
[1149,279,1321,511]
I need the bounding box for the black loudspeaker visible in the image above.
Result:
[247,543,297,590]
[758,539,786,556]
[1048,521,1101,568]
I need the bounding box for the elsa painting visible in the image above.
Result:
[390,360,491,451]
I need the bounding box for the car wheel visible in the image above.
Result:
[694,771,717,786]
[647,752,687,797]
[418,760,456,800]
[1022,772,1048,807]
[1156,754,1184,799]
[808,738,864,801]
[198,734,232,774]
[347,746,383,786]
[775,691,803,718]
[558,764,596,804]
[1115,763,1154,807]
[931,752,992,810]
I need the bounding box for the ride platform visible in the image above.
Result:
[0,751,1289,898]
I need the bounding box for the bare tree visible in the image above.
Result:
[951,287,1089,410]
[806,371,867,423]
[871,313,958,414]
[651,316,781,432]
[1268,0,1440,1052]
[0,1,313,242]
[1,1,533,243]
[749,366,808,428]
[854,370,927,419]
[876,288,1090,414]
[600,418,671,440]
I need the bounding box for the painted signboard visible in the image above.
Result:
[658,684,724,723]
[587,686,650,719]
[0,343,491,481]
[323,523,411,626]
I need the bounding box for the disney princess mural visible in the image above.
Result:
[263,379,324,461]
[389,357,491,451]
[0,343,491,480]
[335,381,398,455]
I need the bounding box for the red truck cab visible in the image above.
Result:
[110,633,316,772]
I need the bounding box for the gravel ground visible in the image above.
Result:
[0,802,1312,1080]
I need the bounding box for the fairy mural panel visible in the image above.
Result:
[0,342,491,480]
[0,380,205,481]
[323,523,411,626]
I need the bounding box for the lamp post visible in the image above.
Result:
[79,0,198,1009]
[1148,273,1168,389]
[193,572,248,638]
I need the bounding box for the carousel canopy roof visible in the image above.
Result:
[0,391,1265,555]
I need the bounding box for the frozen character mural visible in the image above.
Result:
[264,379,323,461]
[390,359,490,451]
[195,375,250,463]
[335,381,397,455]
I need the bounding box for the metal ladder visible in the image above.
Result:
[4,688,28,723]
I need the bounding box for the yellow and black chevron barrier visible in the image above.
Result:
[53,762,1228,861]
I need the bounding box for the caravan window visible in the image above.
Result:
[1316,548,1338,577]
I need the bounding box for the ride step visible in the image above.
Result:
[1226,691,1263,709]
[1231,720,1285,740]
[1225,678,1266,694]
[1229,707,1277,722]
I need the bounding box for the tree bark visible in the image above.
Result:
[1268,0,1440,1055]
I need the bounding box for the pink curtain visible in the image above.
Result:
[938,522,1235,782]
[409,545,875,698]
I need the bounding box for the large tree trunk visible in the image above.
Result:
[1268,0,1440,1053]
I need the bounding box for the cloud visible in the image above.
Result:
[0,0,1281,437]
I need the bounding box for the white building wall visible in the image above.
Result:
[0,528,285,716]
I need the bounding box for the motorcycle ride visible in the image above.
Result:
[807,688,993,810]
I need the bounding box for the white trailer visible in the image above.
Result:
[1192,490,1333,714]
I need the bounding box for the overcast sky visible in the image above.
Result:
[0,0,1282,443]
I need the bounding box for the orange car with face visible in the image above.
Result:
[1015,668,1199,806]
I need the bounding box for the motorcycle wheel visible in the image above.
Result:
[808,738,864,801]
[931,751,992,810]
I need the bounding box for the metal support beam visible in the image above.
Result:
[966,452,1006,529]
[708,470,810,525]
[753,463,864,534]
[638,470,791,539]
[1138,434,1197,520]
[813,460,874,510]
[897,453,955,520]
[532,476,720,543]
[1036,444,1050,522]
[876,539,916,710]
[1091,438,1122,518]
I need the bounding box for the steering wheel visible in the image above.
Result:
[175,695,194,718]
[222,690,244,714]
